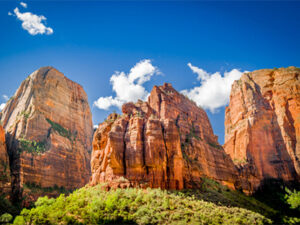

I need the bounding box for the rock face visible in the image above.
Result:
[0,67,93,200]
[224,67,300,192]
[91,83,239,190]
[0,124,10,194]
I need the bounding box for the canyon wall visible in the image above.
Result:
[0,124,10,195]
[0,67,93,200]
[224,67,300,192]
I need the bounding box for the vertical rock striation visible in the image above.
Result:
[0,124,10,195]
[224,67,300,192]
[0,67,93,200]
[91,83,239,190]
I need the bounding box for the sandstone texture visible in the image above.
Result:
[224,67,300,192]
[91,83,239,190]
[0,67,93,200]
[0,124,10,194]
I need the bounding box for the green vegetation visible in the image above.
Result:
[6,177,300,224]
[46,118,75,142]
[19,182,73,210]
[0,195,20,219]
[20,110,30,120]
[0,160,9,181]
[189,123,201,141]
[18,138,46,154]
[23,182,70,195]
[104,112,120,123]
[149,114,158,120]
[207,141,223,150]
[0,212,13,224]
[135,111,143,118]
[9,96,15,101]
[233,158,247,165]
[253,179,300,224]
[285,188,300,210]
[236,79,242,85]
[180,124,202,151]
[13,183,271,225]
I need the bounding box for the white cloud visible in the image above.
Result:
[181,63,244,113]
[93,124,99,129]
[187,63,210,81]
[8,12,12,16]
[20,2,27,8]
[94,59,160,110]
[0,103,5,111]
[9,7,53,35]
[94,96,123,110]
[2,95,9,101]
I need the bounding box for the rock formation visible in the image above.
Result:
[224,67,300,192]
[0,67,93,200]
[0,124,10,195]
[90,83,239,190]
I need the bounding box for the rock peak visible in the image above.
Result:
[91,83,239,190]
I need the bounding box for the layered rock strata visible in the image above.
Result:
[224,67,300,192]
[0,67,93,200]
[91,83,239,190]
[0,124,10,194]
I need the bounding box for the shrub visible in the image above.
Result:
[0,195,20,218]
[46,118,75,141]
[13,184,272,225]
[0,213,13,223]
[18,138,46,154]
[20,111,30,119]
[285,188,300,210]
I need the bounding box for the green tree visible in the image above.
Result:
[285,188,300,210]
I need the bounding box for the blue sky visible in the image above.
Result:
[0,1,300,144]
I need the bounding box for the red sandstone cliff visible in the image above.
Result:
[224,67,300,192]
[90,83,239,190]
[0,67,93,200]
[0,124,10,195]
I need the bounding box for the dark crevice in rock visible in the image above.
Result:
[142,120,146,169]
[123,120,129,176]
[160,122,170,189]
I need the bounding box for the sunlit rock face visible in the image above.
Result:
[90,83,240,190]
[0,124,10,195]
[224,67,300,192]
[0,67,93,200]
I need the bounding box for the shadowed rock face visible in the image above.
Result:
[90,83,239,190]
[0,67,93,200]
[0,125,10,195]
[224,67,300,192]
